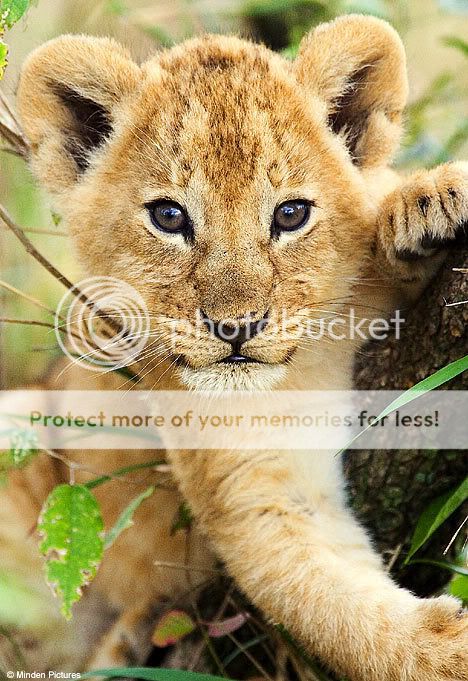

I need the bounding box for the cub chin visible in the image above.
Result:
[1,12,466,680]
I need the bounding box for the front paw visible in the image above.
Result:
[379,164,468,265]
[407,595,468,681]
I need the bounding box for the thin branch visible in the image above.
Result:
[0,204,76,290]
[0,316,86,344]
[1,223,67,236]
[443,515,468,555]
[0,279,60,317]
[275,640,288,681]
[385,543,403,573]
[0,97,135,353]
[0,203,125,340]
[43,451,173,489]
[153,560,222,575]
[1,145,27,158]
[0,316,57,330]
[188,579,232,675]
[226,631,275,681]
[0,90,30,159]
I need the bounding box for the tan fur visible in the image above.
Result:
[1,14,467,679]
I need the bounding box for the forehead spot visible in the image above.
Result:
[197,53,237,72]
[129,39,322,192]
[267,162,284,188]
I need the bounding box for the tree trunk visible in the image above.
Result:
[347,248,467,593]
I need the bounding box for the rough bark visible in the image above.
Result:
[347,248,467,592]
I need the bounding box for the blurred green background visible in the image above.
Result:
[1,0,467,388]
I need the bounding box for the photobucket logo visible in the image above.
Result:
[303,309,405,342]
[163,308,405,350]
[55,277,150,371]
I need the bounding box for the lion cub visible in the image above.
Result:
[1,13,467,681]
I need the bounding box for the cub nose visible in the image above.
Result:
[202,312,269,352]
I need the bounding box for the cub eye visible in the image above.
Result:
[146,200,191,236]
[272,200,311,236]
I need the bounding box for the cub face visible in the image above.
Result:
[18,16,408,390]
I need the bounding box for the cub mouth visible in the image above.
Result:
[219,354,264,364]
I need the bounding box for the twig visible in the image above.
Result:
[0,316,58,330]
[0,316,84,344]
[275,640,288,681]
[188,581,232,675]
[226,632,275,681]
[289,652,324,681]
[1,223,67,236]
[0,204,76,290]
[0,203,126,340]
[85,459,170,489]
[0,279,61,317]
[385,543,403,572]
[182,527,227,676]
[227,592,276,667]
[444,515,468,555]
[41,447,166,488]
[0,90,30,159]
[153,560,222,575]
[0,102,136,357]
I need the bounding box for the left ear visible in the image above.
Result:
[17,35,142,195]
[294,15,408,167]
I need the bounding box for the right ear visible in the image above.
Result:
[294,15,408,168]
[17,35,142,194]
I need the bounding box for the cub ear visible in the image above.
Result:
[17,35,141,193]
[294,15,408,167]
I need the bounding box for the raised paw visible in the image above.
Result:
[379,163,468,265]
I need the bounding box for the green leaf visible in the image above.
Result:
[0,0,35,79]
[171,501,193,535]
[0,39,7,79]
[104,486,154,549]
[450,574,468,602]
[404,477,468,564]
[406,558,468,576]
[83,668,228,681]
[0,430,39,484]
[85,460,164,490]
[38,484,104,619]
[443,35,468,55]
[371,356,468,418]
[152,610,196,647]
[0,0,32,30]
[341,355,468,452]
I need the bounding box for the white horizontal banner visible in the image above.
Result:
[0,390,466,450]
